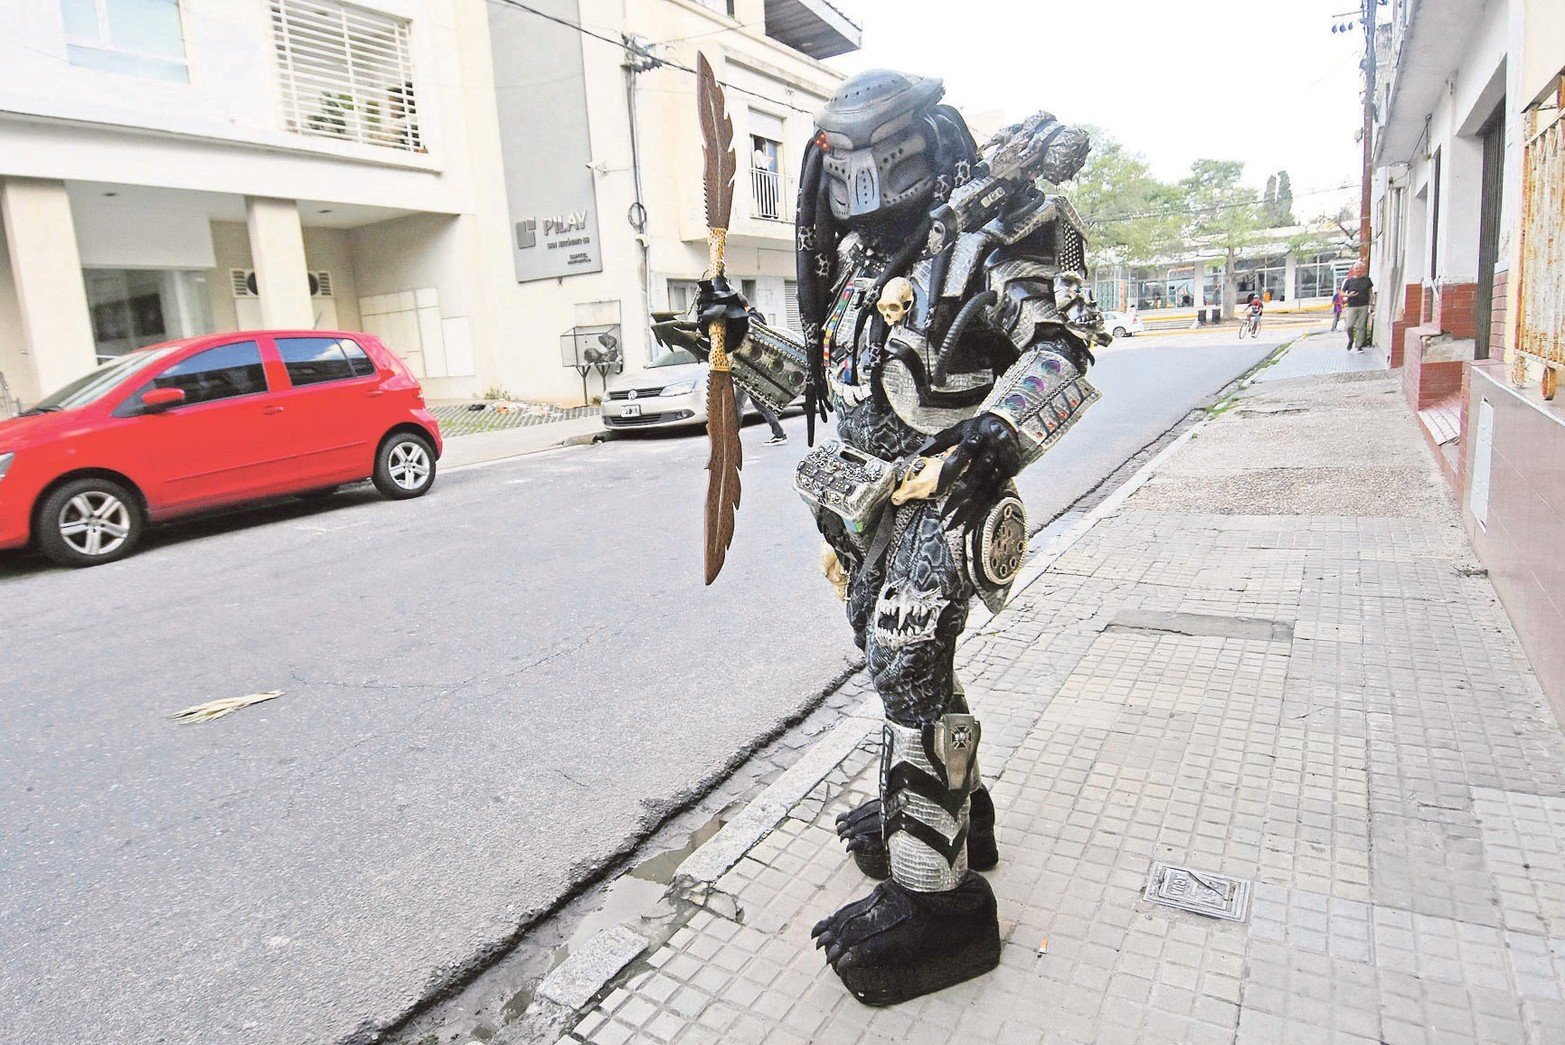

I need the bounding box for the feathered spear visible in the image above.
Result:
[697,53,741,585]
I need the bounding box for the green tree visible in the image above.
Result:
[1261,169,1297,227]
[1069,132,1183,268]
[1180,159,1267,319]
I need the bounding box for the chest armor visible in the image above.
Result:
[826,256,994,437]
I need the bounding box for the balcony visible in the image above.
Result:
[763,0,860,61]
[750,167,796,222]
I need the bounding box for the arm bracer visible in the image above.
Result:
[728,321,811,415]
[978,345,1099,469]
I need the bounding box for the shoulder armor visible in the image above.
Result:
[941,231,992,299]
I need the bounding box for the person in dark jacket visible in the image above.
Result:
[1341,262,1373,351]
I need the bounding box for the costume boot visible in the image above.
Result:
[812,715,1001,1005]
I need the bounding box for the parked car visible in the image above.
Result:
[603,309,789,431]
[0,331,442,567]
[1102,310,1146,339]
[601,345,714,430]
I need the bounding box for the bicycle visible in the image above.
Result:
[1238,312,1261,339]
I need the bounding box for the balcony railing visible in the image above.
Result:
[750,167,795,222]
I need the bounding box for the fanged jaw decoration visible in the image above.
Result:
[873,585,946,649]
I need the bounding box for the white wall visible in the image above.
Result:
[0,215,26,403]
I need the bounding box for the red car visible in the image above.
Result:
[0,330,442,567]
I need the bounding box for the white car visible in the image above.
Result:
[1102,310,1145,339]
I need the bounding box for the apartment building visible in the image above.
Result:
[0,0,855,409]
[1369,0,1565,717]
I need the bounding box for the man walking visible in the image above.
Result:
[1330,289,1344,331]
[1341,262,1373,352]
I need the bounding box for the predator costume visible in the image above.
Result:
[692,70,1106,1006]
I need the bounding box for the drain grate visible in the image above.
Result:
[1144,862,1252,922]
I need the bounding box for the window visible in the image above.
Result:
[121,342,267,412]
[61,0,188,82]
[270,0,422,152]
[667,279,700,315]
[276,336,372,386]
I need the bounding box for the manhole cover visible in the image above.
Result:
[1144,862,1251,921]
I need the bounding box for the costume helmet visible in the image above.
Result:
[816,70,950,222]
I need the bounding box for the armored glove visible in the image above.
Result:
[695,275,751,359]
[924,413,1022,532]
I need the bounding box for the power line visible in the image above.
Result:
[485,0,819,116]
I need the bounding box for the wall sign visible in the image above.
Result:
[488,0,603,282]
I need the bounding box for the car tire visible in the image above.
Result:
[36,477,144,568]
[373,431,436,500]
[1113,326,1127,338]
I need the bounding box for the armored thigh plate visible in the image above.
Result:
[967,492,1027,612]
[794,440,897,535]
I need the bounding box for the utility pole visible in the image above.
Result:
[1359,0,1376,264]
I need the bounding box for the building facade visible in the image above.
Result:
[1370,0,1565,719]
[1092,227,1357,317]
[0,0,854,410]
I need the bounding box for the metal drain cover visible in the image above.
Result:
[1144,862,1251,921]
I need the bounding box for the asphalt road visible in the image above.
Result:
[0,328,1287,1043]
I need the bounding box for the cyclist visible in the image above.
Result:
[1240,293,1264,338]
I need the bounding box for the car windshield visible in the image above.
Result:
[647,348,699,368]
[25,348,179,413]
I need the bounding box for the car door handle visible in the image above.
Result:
[366,390,385,398]
[263,405,286,415]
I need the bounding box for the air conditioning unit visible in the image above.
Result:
[230,270,335,297]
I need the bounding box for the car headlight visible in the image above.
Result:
[0,452,13,482]
[661,380,698,396]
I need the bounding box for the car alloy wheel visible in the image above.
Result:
[57,490,132,558]
[1113,326,1127,338]
[373,432,437,500]
[36,476,145,567]
[388,442,431,491]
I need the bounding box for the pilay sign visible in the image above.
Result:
[488,0,604,283]
[515,209,595,270]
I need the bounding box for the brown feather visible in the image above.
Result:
[696,53,736,231]
[703,369,742,584]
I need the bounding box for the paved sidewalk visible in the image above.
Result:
[538,350,1565,1043]
[440,415,605,469]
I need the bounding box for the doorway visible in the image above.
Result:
[1475,107,1506,359]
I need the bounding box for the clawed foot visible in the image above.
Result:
[834,798,891,879]
[834,787,998,879]
[810,875,1001,1005]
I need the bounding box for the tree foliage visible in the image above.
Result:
[1178,159,1268,317]
[1069,132,1183,266]
[1262,169,1296,226]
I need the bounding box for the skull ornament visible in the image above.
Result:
[877,277,915,326]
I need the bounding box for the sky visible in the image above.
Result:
[827,0,1366,221]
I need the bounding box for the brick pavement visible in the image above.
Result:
[544,355,1565,1044]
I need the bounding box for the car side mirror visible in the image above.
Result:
[141,387,187,413]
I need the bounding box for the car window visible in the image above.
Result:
[118,341,267,413]
[275,336,368,386]
[26,347,180,413]
[339,339,378,378]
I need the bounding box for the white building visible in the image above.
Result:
[1369,0,1565,717]
[0,0,855,409]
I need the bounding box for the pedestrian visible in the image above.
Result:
[1340,262,1373,352]
[1330,289,1344,331]
[733,387,787,445]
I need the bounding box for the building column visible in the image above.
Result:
[245,197,313,328]
[1284,251,1298,302]
[0,178,96,400]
